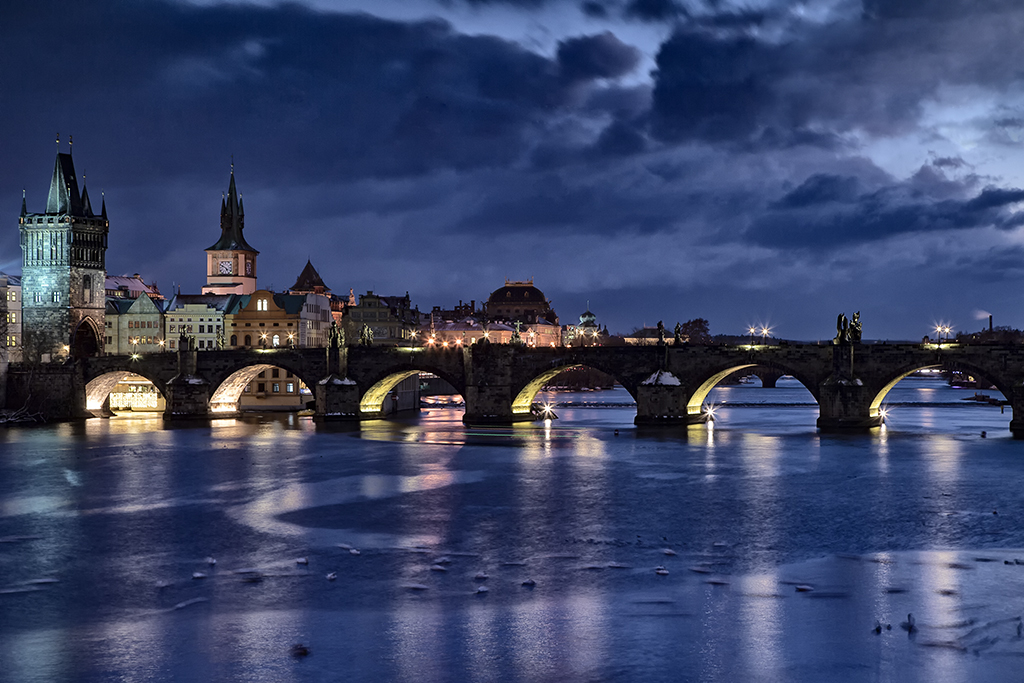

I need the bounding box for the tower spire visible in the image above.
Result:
[101,190,107,219]
[21,189,27,217]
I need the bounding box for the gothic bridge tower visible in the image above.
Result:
[19,148,107,361]
[202,165,258,295]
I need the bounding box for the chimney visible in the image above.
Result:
[989,314,993,332]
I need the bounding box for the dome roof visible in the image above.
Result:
[487,280,548,304]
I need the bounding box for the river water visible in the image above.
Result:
[3,377,1024,682]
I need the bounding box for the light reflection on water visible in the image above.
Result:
[2,381,1024,681]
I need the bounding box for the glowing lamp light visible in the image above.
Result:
[442,341,449,348]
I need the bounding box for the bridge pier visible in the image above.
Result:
[1008,384,1024,438]
[463,384,537,425]
[634,385,708,426]
[162,341,210,420]
[815,345,882,431]
[815,379,883,431]
[314,376,361,421]
[313,334,363,421]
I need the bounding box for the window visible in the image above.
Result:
[257,383,265,392]
[53,292,61,303]
[272,334,280,347]
[198,340,205,349]
[244,334,252,346]
[259,371,266,378]
[272,369,279,378]
[199,325,205,334]
[83,275,92,303]
[286,382,294,393]
[272,383,280,393]
[244,384,251,393]
[170,325,176,332]
[230,335,237,346]
[286,371,292,378]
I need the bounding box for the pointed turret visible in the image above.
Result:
[21,189,27,217]
[81,184,94,217]
[45,153,83,215]
[207,167,257,252]
[101,192,107,219]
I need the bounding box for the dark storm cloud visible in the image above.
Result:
[557,32,641,81]
[649,0,1024,149]
[748,169,1024,249]
[624,0,686,21]
[0,0,644,190]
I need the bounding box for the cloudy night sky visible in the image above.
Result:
[4,0,1024,340]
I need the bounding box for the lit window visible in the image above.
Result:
[272,383,280,393]
[286,382,294,393]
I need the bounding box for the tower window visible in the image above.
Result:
[52,292,61,303]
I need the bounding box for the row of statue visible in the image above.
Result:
[834,312,862,344]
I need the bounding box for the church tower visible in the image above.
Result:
[19,146,108,361]
[202,165,258,295]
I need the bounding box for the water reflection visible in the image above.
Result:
[3,390,1024,681]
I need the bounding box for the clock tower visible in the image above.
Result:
[202,165,258,295]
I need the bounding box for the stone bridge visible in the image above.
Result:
[6,339,1024,435]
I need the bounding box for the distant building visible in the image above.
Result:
[343,291,420,345]
[483,279,558,326]
[287,260,348,328]
[105,274,164,300]
[104,293,167,355]
[430,300,477,325]
[225,289,331,349]
[163,293,237,350]
[1,274,23,362]
[19,150,108,360]
[202,167,259,295]
[566,307,606,346]
[481,279,561,346]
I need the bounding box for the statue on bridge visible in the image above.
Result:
[833,314,849,345]
[833,312,863,345]
[328,321,344,348]
[511,321,523,345]
[673,322,683,346]
[657,320,666,346]
[359,324,374,347]
[178,330,196,351]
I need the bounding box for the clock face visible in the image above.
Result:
[245,260,252,276]
[219,260,232,275]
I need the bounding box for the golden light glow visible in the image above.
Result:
[157,339,165,347]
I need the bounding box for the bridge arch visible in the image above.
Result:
[510,362,638,417]
[684,361,821,415]
[85,370,167,412]
[207,358,319,412]
[359,364,466,415]
[868,361,1011,414]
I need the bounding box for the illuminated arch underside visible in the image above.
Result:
[360,370,421,413]
[85,371,164,411]
[209,364,276,410]
[511,364,591,414]
[685,364,758,415]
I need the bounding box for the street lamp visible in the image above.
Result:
[760,326,770,344]
[748,327,756,345]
